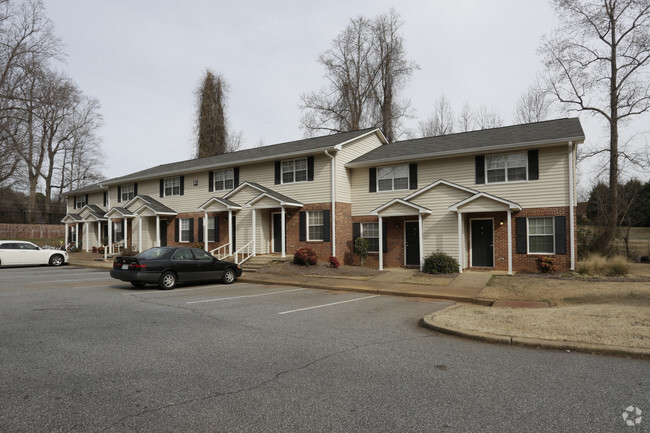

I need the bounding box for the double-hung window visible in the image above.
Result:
[180,218,191,243]
[114,222,123,242]
[486,152,527,183]
[121,184,135,202]
[360,222,379,252]
[164,177,180,196]
[214,168,234,191]
[528,217,554,254]
[75,195,86,208]
[207,217,216,241]
[282,159,307,184]
[377,165,409,191]
[307,211,324,241]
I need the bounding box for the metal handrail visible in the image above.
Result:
[210,243,231,260]
[232,240,254,265]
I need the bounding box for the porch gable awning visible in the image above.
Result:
[449,192,522,212]
[61,213,83,223]
[370,198,432,216]
[404,179,478,201]
[123,195,176,215]
[197,197,242,212]
[105,207,136,218]
[226,181,302,208]
[78,204,107,221]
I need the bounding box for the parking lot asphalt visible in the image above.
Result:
[1,266,648,432]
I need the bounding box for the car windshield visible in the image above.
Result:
[136,248,172,259]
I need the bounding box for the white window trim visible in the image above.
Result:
[281,158,308,185]
[121,183,135,202]
[75,196,86,208]
[207,216,216,242]
[360,222,380,253]
[213,168,235,192]
[376,164,409,192]
[307,210,324,242]
[163,177,181,197]
[485,151,528,184]
[180,218,191,243]
[527,216,555,255]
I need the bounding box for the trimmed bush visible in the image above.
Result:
[423,250,458,274]
[355,237,369,266]
[535,256,557,273]
[294,247,317,266]
[329,256,340,268]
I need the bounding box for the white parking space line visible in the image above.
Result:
[278,295,380,315]
[122,283,259,295]
[187,288,305,304]
[0,270,104,280]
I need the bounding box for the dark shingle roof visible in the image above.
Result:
[61,183,105,197]
[103,128,379,185]
[346,118,584,167]
[135,195,176,214]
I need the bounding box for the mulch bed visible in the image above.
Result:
[259,261,383,278]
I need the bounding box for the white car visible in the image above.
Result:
[0,240,68,267]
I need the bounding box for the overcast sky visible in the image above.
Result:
[46,0,648,196]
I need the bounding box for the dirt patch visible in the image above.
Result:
[403,273,456,286]
[259,261,383,279]
[433,304,650,349]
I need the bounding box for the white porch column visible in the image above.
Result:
[281,206,286,258]
[84,222,89,251]
[507,210,513,275]
[65,223,69,247]
[378,216,383,271]
[108,219,113,253]
[457,213,463,274]
[138,215,143,253]
[97,221,101,246]
[204,211,208,251]
[156,216,160,247]
[75,224,79,249]
[418,213,424,272]
[252,208,256,256]
[228,210,233,255]
[123,217,128,249]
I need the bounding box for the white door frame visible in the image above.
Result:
[469,217,495,268]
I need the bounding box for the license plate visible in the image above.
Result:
[122,264,129,270]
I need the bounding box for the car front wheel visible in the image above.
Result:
[222,268,236,284]
[159,271,177,290]
[49,254,64,266]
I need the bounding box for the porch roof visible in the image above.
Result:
[370,198,432,216]
[105,207,136,218]
[197,197,242,211]
[123,195,176,215]
[79,204,107,221]
[61,213,83,223]
[226,182,303,208]
[449,192,522,212]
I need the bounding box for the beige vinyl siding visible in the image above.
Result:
[377,202,422,217]
[335,133,385,203]
[458,197,511,213]
[351,145,570,215]
[68,191,106,212]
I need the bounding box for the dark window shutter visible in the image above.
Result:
[117,186,122,203]
[198,217,204,242]
[85,194,89,205]
[475,156,485,184]
[555,216,567,254]
[73,196,77,209]
[133,183,138,197]
[189,218,194,243]
[409,164,417,190]
[382,221,388,253]
[208,171,214,192]
[214,216,220,242]
[528,150,539,180]
[307,156,314,181]
[352,223,361,252]
[103,192,107,207]
[369,168,377,192]
[174,219,179,242]
[234,167,239,187]
[322,210,331,242]
[299,211,306,242]
[275,161,281,184]
[516,217,527,254]
[180,176,184,196]
[160,179,164,197]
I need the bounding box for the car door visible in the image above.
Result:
[18,242,44,265]
[171,248,200,282]
[191,248,223,282]
[0,243,18,265]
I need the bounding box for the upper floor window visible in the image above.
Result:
[121,184,135,202]
[214,168,234,191]
[486,152,527,183]
[528,217,554,254]
[307,211,324,241]
[282,158,307,184]
[74,195,86,208]
[377,165,409,191]
[163,177,180,197]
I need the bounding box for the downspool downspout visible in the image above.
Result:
[324,150,336,257]
[568,141,575,270]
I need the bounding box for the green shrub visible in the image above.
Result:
[355,237,369,266]
[422,250,458,274]
[294,247,317,266]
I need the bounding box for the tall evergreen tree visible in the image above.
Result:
[196,70,227,158]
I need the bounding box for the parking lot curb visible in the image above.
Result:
[421,309,650,359]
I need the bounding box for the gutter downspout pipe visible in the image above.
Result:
[324,150,336,257]
[568,141,575,271]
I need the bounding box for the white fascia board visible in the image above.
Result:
[197,197,242,211]
[449,192,522,211]
[245,192,302,208]
[223,181,266,199]
[345,136,585,168]
[404,180,479,201]
[370,198,432,215]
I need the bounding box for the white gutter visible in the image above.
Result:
[568,141,575,270]
[324,149,336,257]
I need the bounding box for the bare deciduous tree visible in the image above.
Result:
[540,0,650,253]
[457,102,475,132]
[418,95,455,136]
[474,104,504,130]
[514,79,553,124]
[300,9,418,142]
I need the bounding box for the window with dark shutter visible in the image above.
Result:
[299,211,306,242]
[475,156,485,184]
[322,210,330,242]
[117,186,122,203]
[180,176,184,195]
[275,161,281,185]
[554,216,566,254]
[528,150,539,180]
[174,219,179,242]
[189,218,194,243]
[160,180,164,198]
[198,217,204,242]
[208,171,214,192]
[213,216,220,242]
[369,168,376,192]
[307,156,314,181]
[352,223,361,252]
[234,167,239,187]
[409,164,417,190]
[516,217,527,254]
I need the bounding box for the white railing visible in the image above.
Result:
[210,243,231,260]
[232,240,254,265]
